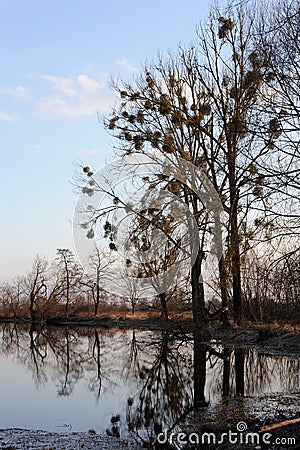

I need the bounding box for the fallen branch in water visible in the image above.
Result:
[261,417,300,433]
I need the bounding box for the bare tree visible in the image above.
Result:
[78,1,299,326]
[23,255,48,322]
[56,249,82,317]
[80,246,111,316]
[102,9,280,324]
[254,0,300,246]
[0,278,26,318]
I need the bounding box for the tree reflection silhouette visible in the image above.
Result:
[122,330,194,445]
[235,347,245,396]
[0,323,298,442]
[223,347,232,397]
[194,331,209,408]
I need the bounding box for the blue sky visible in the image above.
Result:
[0,0,223,280]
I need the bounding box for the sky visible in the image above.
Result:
[0,0,225,280]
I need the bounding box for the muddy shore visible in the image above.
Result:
[0,428,144,450]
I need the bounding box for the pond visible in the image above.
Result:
[0,324,299,439]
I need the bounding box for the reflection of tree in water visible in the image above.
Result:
[124,332,244,446]
[0,324,135,400]
[86,328,137,401]
[123,330,194,444]
[205,346,299,400]
[194,332,209,408]
[0,325,298,401]
[235,347,245,396]
[28,325,85,395]
[245,350,300,394]
[0,324,91,396]
[122,330,143,379]
[1,323,22,353]
[192,346,300,437]
[29,325,48,386]
[85,329,102,400]
[55,328,85,396]
[0,323,299,442]
[222,347,232,397]
[1,324,50,387]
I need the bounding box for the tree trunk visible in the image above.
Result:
[215,212,230,325]
[228,148,243,325]
[29,295,37,322]
[131,299,135,315]
[94,282,100,316]
[159,292,168,320]
[219,255,230,321]
[29,304,36,322]
[191,248,206,326]
[231,211,243,325]
[65,269,70,317]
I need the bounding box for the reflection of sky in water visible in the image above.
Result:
[0,326,298,432]
[0,347,138,432]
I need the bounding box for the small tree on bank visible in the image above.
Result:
[24,256,48,321]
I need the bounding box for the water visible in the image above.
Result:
[0,324,298,435]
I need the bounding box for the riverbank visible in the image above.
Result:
[0,428,144,449]
[1,315,299,358]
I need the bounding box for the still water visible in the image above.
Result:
[0,324,299,435]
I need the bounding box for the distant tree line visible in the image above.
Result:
[0,245,298,322]
[0,248,190,321]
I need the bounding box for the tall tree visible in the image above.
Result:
[24,255,48,321]
[254,0,300,250]
[79,1,296,325]
[81,246,110,316]
[56,249,81,317]
[102,8,281,324]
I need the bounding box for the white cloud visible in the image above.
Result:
[0,110,14,121]
[36,74,113,117]
[0,85,30,101]
[77,75,100,91]
[116,58,138,72]
[76,148,102,156]
[40,75,77,97]
[12,86,30,100]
